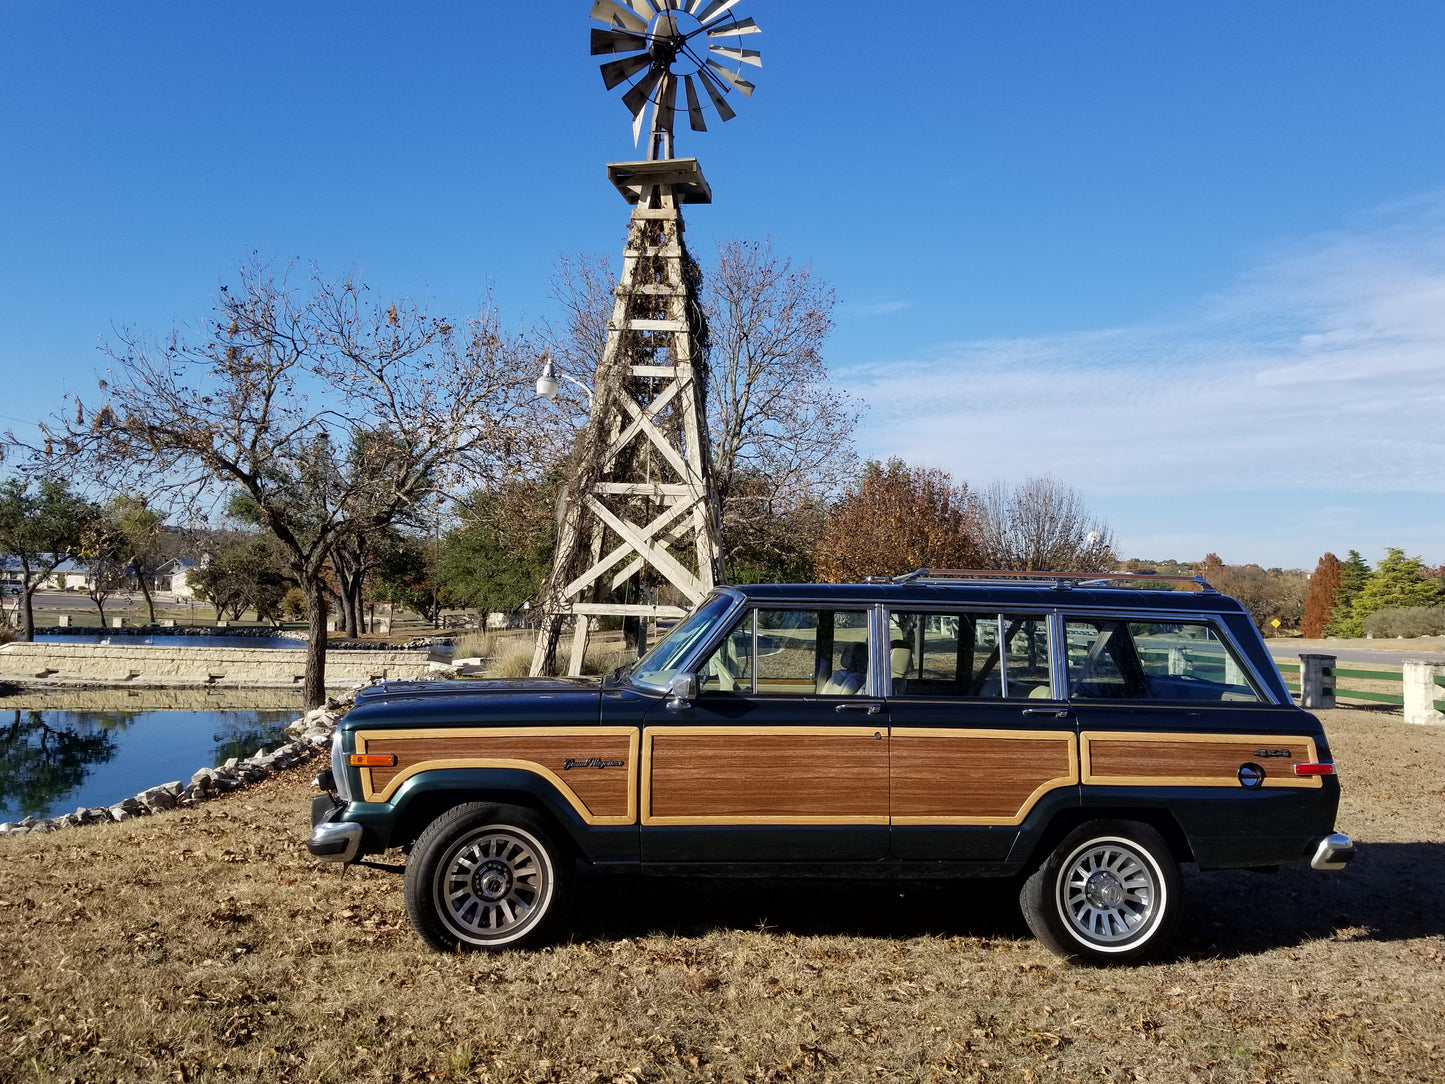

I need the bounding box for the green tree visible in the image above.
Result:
[372,531,449,625]
[1325,550,1373,637]
[1346,548,1445,633]
[188,536,291,622]
[438,481,557,619]
[0,474,99,640]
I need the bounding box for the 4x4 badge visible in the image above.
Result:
[1253,748,1292,758]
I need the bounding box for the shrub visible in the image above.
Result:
[485,637,535,679]
[0,624,15,645]
[451,631,495,661]
[1363,607,1445,639]
[583,647,636,676]
[280,587,307,621]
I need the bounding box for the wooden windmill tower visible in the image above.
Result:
[530,0,762,676]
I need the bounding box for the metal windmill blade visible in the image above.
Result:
[590,0,760,151]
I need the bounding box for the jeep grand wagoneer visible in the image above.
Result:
[309,571,1353,963]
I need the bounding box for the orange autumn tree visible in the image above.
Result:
[1301,552,1344,638]
[815,458,983,582]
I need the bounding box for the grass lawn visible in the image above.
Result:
[1,709,1442,1083]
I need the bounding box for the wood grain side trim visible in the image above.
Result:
[890,728,1078,825]
[1080,730,1323,789]
[641,725,890,826]
[353,727,640,824]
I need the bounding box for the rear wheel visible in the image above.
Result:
[1020,820,1180,964]
[404,803,571,952]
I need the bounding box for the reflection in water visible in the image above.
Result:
[0,706,302,821]
[0,709,120,820]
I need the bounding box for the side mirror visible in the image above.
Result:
[665,672,698,711]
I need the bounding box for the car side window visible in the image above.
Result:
[699,608,871,696]
[888,611,1053,699]
[1065,618,1263,702]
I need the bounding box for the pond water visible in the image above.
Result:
[35,633,307,650]
[0,701,307,821]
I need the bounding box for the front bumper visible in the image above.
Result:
[1311,831,1356,871]
[308,820,364,863]
[308,785,361,863]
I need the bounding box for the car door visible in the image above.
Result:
[639,605,890,863]
[886,608,1079,862]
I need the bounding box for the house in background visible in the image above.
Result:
[160,557,201,599]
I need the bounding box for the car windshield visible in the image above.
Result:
[627,592,737,691]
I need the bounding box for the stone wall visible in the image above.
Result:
[0,641,436,688]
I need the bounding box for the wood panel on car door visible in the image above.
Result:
[639,695,890,862]
[888,699,1078,861]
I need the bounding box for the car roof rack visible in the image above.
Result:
[863,568,1217,593]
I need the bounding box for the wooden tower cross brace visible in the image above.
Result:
[531,158,723,677]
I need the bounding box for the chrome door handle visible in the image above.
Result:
[835,702,882,714]
[1022,707,1072,718]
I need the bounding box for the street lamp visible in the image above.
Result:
[535,355,593,410]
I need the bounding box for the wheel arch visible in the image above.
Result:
[1014,806,1196,874]
[387,769,592,859]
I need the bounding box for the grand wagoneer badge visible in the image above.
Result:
[562,757,625,771]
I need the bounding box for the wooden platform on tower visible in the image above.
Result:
[530,157,724,677]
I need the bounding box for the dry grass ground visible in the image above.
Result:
[1,709,1442,1084]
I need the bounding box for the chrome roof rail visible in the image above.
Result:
[863,568,1217,593]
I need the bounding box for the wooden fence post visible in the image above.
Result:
[1299,653,1336,709]
[1402,659,1445,725]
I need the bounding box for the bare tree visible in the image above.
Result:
[543,240,862,581]
[706,239,860,570]
[978,475,1116,573]
[45,260,537,706]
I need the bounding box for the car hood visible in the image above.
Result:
[344,677,604,729]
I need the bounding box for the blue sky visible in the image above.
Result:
[3,2,1443,570]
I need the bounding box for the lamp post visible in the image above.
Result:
[535,356,594,410]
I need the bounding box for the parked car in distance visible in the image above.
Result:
[309,570,1354,964]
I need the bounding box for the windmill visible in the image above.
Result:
[529,1,762,676]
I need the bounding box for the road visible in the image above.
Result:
[1268,643,1445,667]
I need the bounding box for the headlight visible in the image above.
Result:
[330,729,354,802]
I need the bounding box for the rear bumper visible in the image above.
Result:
[1311,831,1355,871]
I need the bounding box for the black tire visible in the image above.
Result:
[1019,820,1181,965]
[404,803,572,952]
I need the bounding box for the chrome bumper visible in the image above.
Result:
[307,820,364,863]
[1311,831,1356,871]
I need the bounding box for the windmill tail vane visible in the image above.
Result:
[590,0,761,158]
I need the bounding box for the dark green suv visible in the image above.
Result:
[309,570,1353,964]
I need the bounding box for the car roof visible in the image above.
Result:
[717,574,1249,617]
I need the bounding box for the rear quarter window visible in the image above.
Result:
[1064,617,1263,703]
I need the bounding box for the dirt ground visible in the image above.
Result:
[1,707,1442,1084]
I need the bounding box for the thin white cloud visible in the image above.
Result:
[843,191,1445,501]
[839,300,911,318]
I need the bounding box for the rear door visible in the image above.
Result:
[886,608,1078,862]
[639,605,891,863]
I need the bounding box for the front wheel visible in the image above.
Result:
[404,803,571,952]
[1020,820,1181,965]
